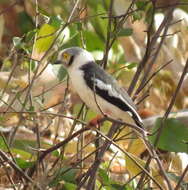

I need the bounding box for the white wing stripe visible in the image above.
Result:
[93,78,142,122]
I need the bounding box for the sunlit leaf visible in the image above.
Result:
[12,148,33,160]
[49,15,62,29]
[0,136,8,151]
[126,62,138,69]
[63,182,77,190]
[83,30,105,51]
[87,2,107,40]
[127,138,146,156]
[99,168,110,186]
[125,153,145,176]
[15,157,34,169]
[34,23,57,54]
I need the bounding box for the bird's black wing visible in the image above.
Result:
[80,62,142,126]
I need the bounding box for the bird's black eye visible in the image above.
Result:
[68,55,74,66]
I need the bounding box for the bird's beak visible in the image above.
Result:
[54,60,62,65]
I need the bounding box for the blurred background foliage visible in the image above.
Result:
[0,0,188,189]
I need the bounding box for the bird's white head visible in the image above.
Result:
[55,47,94,70]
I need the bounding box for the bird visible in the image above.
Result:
[54,47,144,131]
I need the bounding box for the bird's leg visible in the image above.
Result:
[88,115,103,127]
[88,113,109,127]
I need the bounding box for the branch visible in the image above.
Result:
[154,58,188,146]
[0,150,42,190]
[26,126,90,179]
[174,164,188,190]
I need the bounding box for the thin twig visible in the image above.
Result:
[128,1,156,95]
[0,150,42,190]
[135,59,172,96]
[92,128,164,190]
[0,157,16,190]
[78,122,119,190]
[137,58,188,189]
[174,164,188,190]
[26,126,90,179]
[155,58,188,146]
[102,0,114,69]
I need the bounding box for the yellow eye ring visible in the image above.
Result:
[63,52,69,60]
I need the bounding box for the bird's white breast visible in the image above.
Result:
[68,68,135,124]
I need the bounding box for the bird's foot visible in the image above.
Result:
[88,115,104,127]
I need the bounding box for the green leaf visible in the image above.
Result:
[30,60,37,71]
[76,22,82,31]
[149,118,188,153]
[52,65,68,81]
[111,184,132,190]
[87,2,107,41]
[117,28,133,37]
[62,25,81,48]
[12,139,54,158]
[28,105,35,112]
[15,157,34,169]
[0,137,34,160]
[126,62,138,70]
[49,15,62,29]
[83,30,105,51]
[25,29,38,42]
[0,136,8,151]
[136,1,148,10]
[98,168,110,186]
[132,12,142,21]
[49,167,77,187]
[18,11,34,33]
[63,182,77,190]
[13,139,38,154]
[12,148,33,160]
[145,2,154,24]
[0,115,4,122]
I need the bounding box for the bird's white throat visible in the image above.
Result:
[68,50,95,72]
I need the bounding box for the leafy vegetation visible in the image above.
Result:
[0,0,188,189]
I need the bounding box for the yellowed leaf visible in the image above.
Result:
[127,138,146,156]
